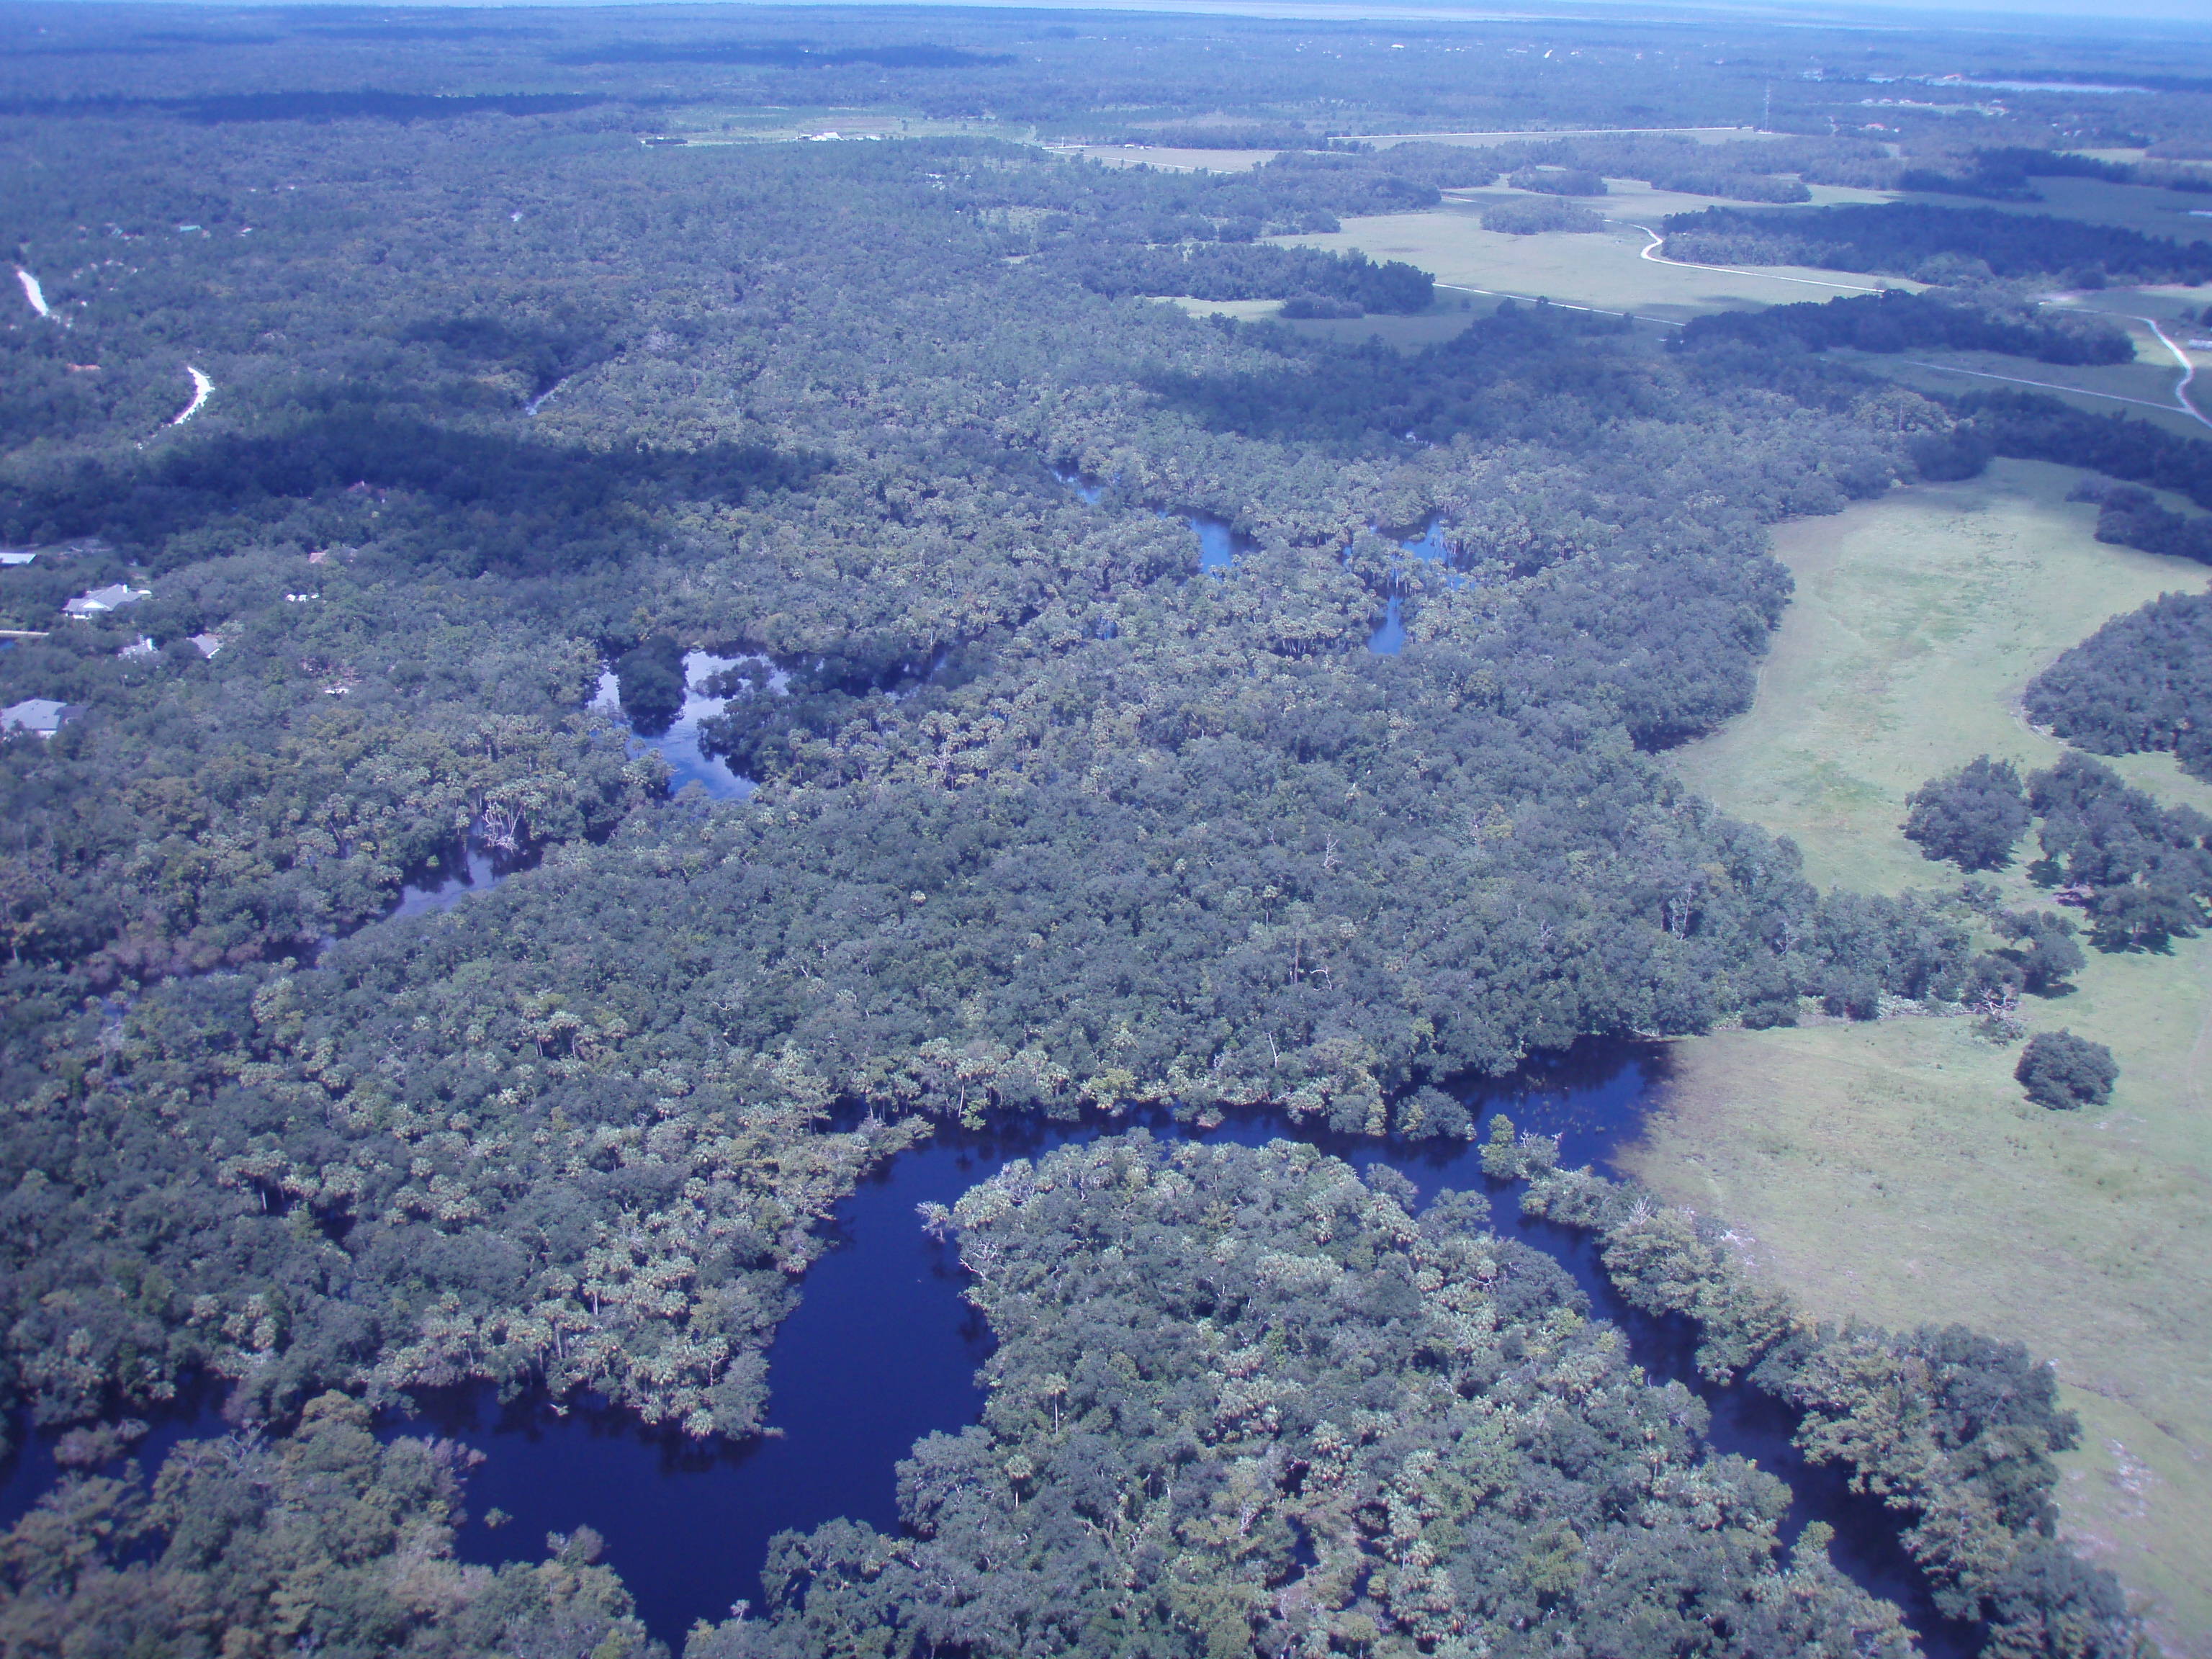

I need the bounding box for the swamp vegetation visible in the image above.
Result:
[4,6,2211,1655]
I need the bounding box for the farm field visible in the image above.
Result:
[1637,458,2212,1651]
[1061,143,1274,172]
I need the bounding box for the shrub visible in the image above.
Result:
[2015,1030,2118,1109]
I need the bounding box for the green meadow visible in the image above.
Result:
[1635,459,2212,1651]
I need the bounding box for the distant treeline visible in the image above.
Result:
[1050,243,1434,313]
[1933,392,2212,513]
[1678,288,2134,367]
[1902,144,2211,201]
[0,90,626,123]
[549,40,1016,68]
[1449,130,1889,200]
[1663,201,2212,284]
[1482,197,1606,234]
[2028,590,2212,781]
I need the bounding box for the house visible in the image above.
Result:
[2,698,76,737]
[120,636,158,659]
[65,583,150,618]
[189,632,223,657]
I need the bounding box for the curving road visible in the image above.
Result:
[170,366,213,426]
[1629,225,1883,295]
[2129,313,2212,434]
[14,267,50,318]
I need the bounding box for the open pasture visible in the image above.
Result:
[1629,1003,2212,1657]
[1637,459,2212,1650]
[1061,143,1276,172]
[1273,181,1905,324]
[1897,174,2212,242]
[1668,457,2212,897]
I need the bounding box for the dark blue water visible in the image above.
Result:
[0,1044,1980,1655]
[1051,464,1104,505]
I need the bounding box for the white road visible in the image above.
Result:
[170,367,213,426]
[2130,313,2212,434]
[14,268,50,318]
[1899,359,2193,415]
[1631,225,1882,295]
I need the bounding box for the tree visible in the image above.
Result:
[1995,909,2086,994]
[1902,755,2031,871]
[616,634,688,732]
[2015,1030,2119,1110]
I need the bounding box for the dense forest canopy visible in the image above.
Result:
[3,4,2206,1655]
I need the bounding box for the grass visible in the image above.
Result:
[1062,144,1275,173]
[1629,1017,2212,1657]
[1668,457,2212,896]
[1272,189,1906,325]
[1897,176,2212,242]
[1635,459,2212,1651]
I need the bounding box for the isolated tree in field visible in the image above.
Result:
[1902,755,2031,871]
[2015,1030,2119,1109]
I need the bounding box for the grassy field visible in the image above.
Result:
[1897,175,2212,240]
[1670,458,2212,895]
[1272,189,1906,324]
[1637,459,2212,1651]
[1063,144,1274,173]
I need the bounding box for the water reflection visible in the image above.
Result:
[1052,464,1103,505]
[1190,511,1242,575]
[593,655,760,800]
[390,840,505,918]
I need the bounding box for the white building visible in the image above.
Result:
[65,583,150,618]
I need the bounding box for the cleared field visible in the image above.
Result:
[1637,459,2212,1650]
[1669,457,2212,896]
[1062,144,1275,173]
[1273,189,1906,324]
[1629,1012,2212,1657]
[1897,175,2212,240]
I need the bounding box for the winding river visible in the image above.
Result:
[0,1043,1979,1655]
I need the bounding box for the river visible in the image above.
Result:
[0,1041,1980,1655]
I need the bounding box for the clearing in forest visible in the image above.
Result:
[1270,176,1898,323]
[1638,457,2212,1652]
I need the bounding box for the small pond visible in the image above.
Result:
[1052,464,1250,578]
[0,1043,1980,1655]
